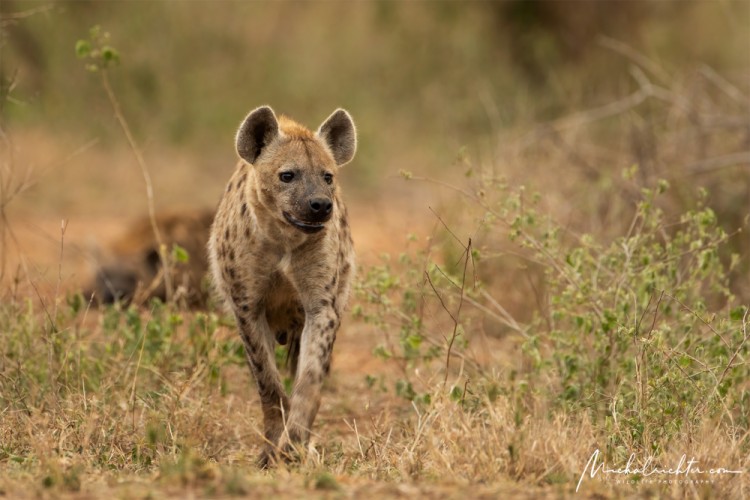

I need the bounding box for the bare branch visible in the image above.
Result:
[597,36,672,84]
[699,64,749,104]
[685,152,750,176]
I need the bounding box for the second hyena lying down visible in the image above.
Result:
[88,209,214,307]
[209,106,356,465]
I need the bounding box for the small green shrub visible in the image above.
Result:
[358,177,749,463]
[498,183,748,459]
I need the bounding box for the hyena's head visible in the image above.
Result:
[235,106,356,234]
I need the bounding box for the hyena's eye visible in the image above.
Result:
[279,172,295,183]
[323,173,334,185]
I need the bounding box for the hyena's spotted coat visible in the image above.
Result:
[208,106,356,465]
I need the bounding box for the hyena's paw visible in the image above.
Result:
[257,445,277,469]
[276,430,307,464]
[256,441,300,468]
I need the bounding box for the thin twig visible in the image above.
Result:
[400,175,479,202]
[646,291,664,341]
[597,36,672,84]
[685,152,750,176]
[661,290,730,348]
[130,305,154,431]
[425,237,472,387]
[428,206,469,251]
[100,70,172,302]
[713,308,749,396]
[0,4,54,27]
[425,270,457,326]
[691,308,749,420]
[52,219,68,324]
[521,88,649,149]
[699,64,749,104]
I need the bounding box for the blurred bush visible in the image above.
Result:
[1,1,747,190]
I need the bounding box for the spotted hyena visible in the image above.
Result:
[208,106,356,465]
[87,209,214,307]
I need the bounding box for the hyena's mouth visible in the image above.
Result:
[283,212,326,234]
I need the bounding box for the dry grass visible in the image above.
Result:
[0,293,745,499]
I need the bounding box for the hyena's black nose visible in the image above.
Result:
[309,197,333,216]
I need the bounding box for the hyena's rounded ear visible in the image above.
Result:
[317,109,357,167]
[236,106,279,164]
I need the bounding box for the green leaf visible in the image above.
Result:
[75,40,91,58]
[101,46,120,65]
[450,385,463,401]
[172,244,189,263]
[395,379,416,400]
[373,345,391,360]
[730,306,747,321]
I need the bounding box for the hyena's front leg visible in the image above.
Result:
[233,297,289,466]
[281,270,341,450]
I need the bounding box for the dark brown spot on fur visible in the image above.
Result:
[249,340,258,354]
[251,305,264,321]
[230,284,245,303]
[257,379,272,399]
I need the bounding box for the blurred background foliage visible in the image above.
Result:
[0,1,748,280]
[2,1,746,186]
